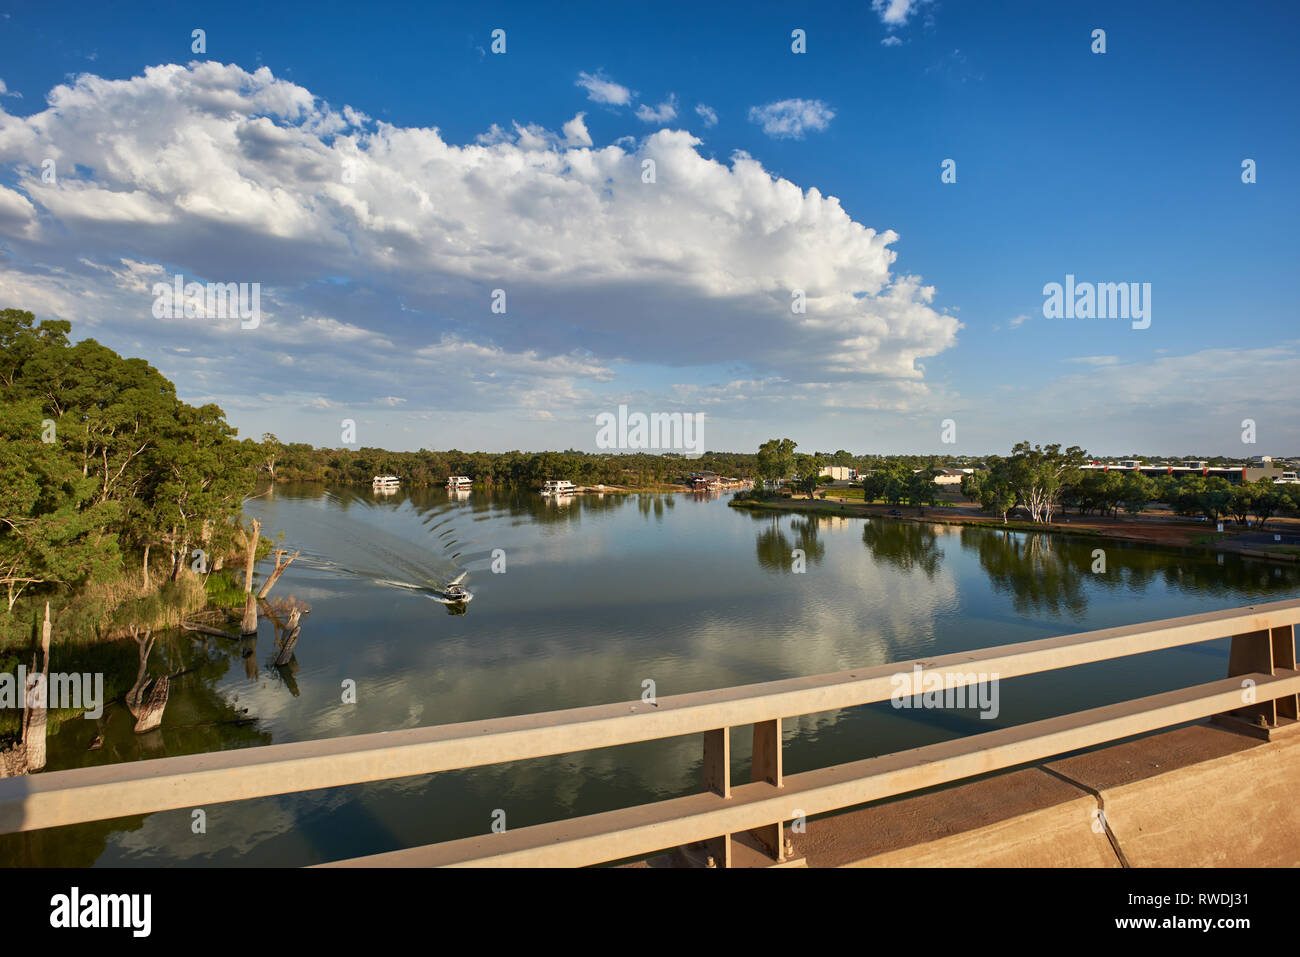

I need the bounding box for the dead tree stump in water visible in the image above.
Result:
[240,593,259,636]
[24,602,52,770]
[240,519,261,635]
[273,608,302,667]
[0,603,52,776]
[133,675,169,734]
[126,626,170,734]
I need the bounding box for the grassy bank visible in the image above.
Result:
[0,567,241,653]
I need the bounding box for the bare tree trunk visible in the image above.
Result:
[125,626,169,734]
[180,620,239,638]
[173,537,189,582]
[125,626,155,714]
[133,676,169,734]
[23,604,52,770]
[240,519,261,635]
[240,593,258,636]
[24,603,52,770]
[257,550,299,600]
[142,543,151,590]
[243,520,261,593]
[4,604,52,776]
[273,608,302,666]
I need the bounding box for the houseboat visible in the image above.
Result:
[446,475,473,490]
[541,479,577,496]
[372,475,401,490]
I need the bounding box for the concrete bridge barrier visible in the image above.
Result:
[2,598,1298,867]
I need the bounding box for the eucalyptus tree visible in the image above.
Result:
[1002,442,1088,524]
[757,438,797,485]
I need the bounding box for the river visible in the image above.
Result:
[4,484,1297,865]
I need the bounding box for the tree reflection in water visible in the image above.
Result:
[754,515,826,572]
[959,525,1300,619]
[861,520,944,579]
[965,528,1088,618]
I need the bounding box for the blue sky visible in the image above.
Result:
[0,0,1296,455]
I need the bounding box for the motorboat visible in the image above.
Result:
[446,475,473,490]
[373,474,401,489]
[430,571,473,605]
[375,570,473,605]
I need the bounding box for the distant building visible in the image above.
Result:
[932,468,972,485]
[1081,462,1284,486]
[690,471,737,491]
[819,465,857,481]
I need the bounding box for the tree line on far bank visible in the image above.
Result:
[959,444,1296,528]
[260,439,761,490]
[745,437,1299,530]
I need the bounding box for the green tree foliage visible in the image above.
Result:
[1249,483,1291,530]
[962,461,1017,523]
[0,309,256,622]
[1001,442,1088,524]
[1228,479,1292,529]
[958,444,1083,524]
[861,460,907,504]
[0,397,120,610]
[906,469,939,510]
[264,443,762,490]
[791,452,824,498]
[756,438,797,486]
[1120,473,1155,515]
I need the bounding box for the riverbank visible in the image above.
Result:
[730,495,1300,563]
[1,532,265,656]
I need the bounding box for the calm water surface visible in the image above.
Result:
[7,485,1298,865]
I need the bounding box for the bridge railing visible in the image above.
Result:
[1,598,1297,867]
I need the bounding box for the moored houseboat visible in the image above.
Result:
[541,479,577,496]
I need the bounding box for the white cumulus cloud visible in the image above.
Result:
[747,98,835,139]
[0,62,959,445]
[872,0,931,27]
[562,112,593,147]
[575,70,632,106]
[694,103,718,127]
[635,94,678,124]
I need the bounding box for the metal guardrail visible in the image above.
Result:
[1,598,1297,867]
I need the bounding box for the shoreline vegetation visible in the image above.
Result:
[1,309,272,654]
[733,437,1300,565]
[730,491,1300,564]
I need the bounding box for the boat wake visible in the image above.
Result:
[372,575,472,602]
[265,493,475,597]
